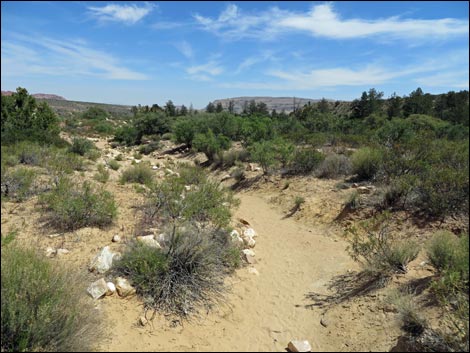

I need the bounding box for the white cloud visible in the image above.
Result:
[175,40,194,59]
[194,3,469,41]
[2,34,148,80]
[219,53,468,90]
[186,60,224,80]
[88,2,155,25]
[235,51,276,74]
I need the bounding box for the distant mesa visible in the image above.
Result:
[1,91,66,100]
[212,96,330,114]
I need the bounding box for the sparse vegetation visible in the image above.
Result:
[69,137,95,156]
[108,159,120,170]
[1,243,101,352]
[120,163,153,185]
[39,177,117,231]
[346,213,420,279]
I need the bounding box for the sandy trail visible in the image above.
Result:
[99,191,356,352]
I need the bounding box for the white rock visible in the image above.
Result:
[287,340,312,352]
[87,278,108,299]
[56,248,70,256]
[243,228,257,238]
[157,233,167,244]
[106,282,116,296]
[244,237,256,248]
[137,235,162,249]
[47,233,61,239]
[45,247,56,257]
[184,185,191,191]
[112,235,121,243]
[248,267,259,276]
[134,159,142,164]
[139,316,148,326]
[89,246,120,274]
[165,168,175,175]
[221,174,231,181]
[242,249,255,257]
[115,277,136,297]
[152,165,159,170]
[357,186,370,194]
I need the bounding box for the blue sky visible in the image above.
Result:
[1,1,468,108]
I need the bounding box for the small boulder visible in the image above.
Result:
[320,316,329,327]
[137,235,162,249]
[139,316,148,326]
[89,246,120,274]
[244,237,256,248]
[221,174,231,181]
[287,340,312,352]
[230,230,244,244]
[152,165,159,170]
[87,278,109,300]
[106,282,116,296]
[115,277,136,297]
[112,234,121,243]
[243,228,257,238]
[242,249,255,257]
[184,185,192,191]
[45,247,56,257]
[56,248,70,256]
[357,186,371,194]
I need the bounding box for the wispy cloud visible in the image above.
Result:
[175,40,194,59]
[88,2,155,25]
[1,33,148,80]
[186,59,223,81]
[220,52,469,90]
[235,50,277,74]
[194,3,469,41]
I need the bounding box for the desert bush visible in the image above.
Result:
[346,190,360,210]
[114,224,239,317]
[113,125,140,146]
[138,140,160,155]
[346,213,420,278]
[120,164,153,185]
[1,243,101,352]
[93,121,115,135]
[387,289,427,336]
[94,164,109,183]
[108,159,120,171]
[192,129,231,161]
[248,140,278,175]
[351,147,383,180]
[427,231,469,294]
[288,147,325,175]
[230,167,245,182]
[39,178,116,231]
[133,151,143,160]
[69,137,95,156]
[45,150,85,176]
[1,167,37,201]
[217,149,250,169]
[177,163,206,186]
[294,196,305,209]
[115,153,124,161]
[316,154,351,178]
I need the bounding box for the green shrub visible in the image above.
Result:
[1,243,101,352]
[346,213,420,277]
[39,178,117,231]
[93,121,114,135]
[249,140,278,175]
[108,159,120,171]
[289,147,325,175]
[69,137,95,156]
[114,225,238,317]
[93,164,109,183]
[113,125,140,146]
[120,164,153,185]
[115,153,124,161]
[316,154,352,178]
[177,163,206,186]
[294,196,305,209]
[45,150,85,176]
[85,148,101,161]
[192,130,231,162]
[351,147,383,180]
[1,167,37,201]
[230,167,245,182]
[133,151,143,160]
[386,289,427,336]
[138,141,160,155]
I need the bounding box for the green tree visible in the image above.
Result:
[387,92,402,119]
[164,100,177,116]
[215,102,224,113]
[228,100,235,114]
[179,104,188,116]
[206,102,215,113]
